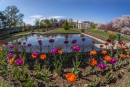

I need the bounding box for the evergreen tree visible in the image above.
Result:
[62,19,70,31]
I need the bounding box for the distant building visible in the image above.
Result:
[77,21,90,29]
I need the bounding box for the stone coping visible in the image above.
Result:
[81,33,130,50]
[2,32,130,53]
[81,33,105,43]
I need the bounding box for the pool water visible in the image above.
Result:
[6,33,101,52]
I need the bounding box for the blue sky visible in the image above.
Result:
[0,0,130,25]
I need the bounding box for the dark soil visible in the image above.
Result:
[0,51,130,87]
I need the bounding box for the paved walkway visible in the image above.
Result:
[81,33,105,43]
[81,33,130,50]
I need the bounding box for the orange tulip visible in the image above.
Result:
[0,47,2,51]
[101,50,107,55]
[66,73,76,83]
[90,50,97,56]
[1,44,5,47]
[104,55,111,62]
[40,54,47,60]
[123,43,126,46]
[126,55,130,58]
[90,59,97,66]
[71,46,74,49]
[14,47,18,51]
[57,46,62,50]
[117,45,121,49]
[124,49,128,52]
[125,45,128,49]
[19,53,22,58]
[58,49,63,54]
[119,54,125,58]
[9,58,14,64]
[32,54,37,59]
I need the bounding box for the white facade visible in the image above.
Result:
[77,21,90,29]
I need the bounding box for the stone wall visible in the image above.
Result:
[0,26,37,36]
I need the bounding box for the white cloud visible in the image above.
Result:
[24,15,65,25]
[49,16,65,19]
[23,19,35,25]
[73,20,78,22]
[30,15,42,19]
[24,15,44,25]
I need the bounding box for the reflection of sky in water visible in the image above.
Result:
[8,34,100,46]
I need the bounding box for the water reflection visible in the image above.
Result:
[4,34,101,52]
[5,34,100,45]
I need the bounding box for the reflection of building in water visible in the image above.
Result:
[77,21,91,29]
[79,34,84,37]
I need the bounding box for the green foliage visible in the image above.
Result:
[42,67,50,83]
[34,61,41,72]
[127,64,130,72]
[72,55,81,75]
[86,29,129,40]
[0,5,24,29]
[53,28,79,33]
[23,64,28,73]
[41,28,46,32]
[108,33,116,41]
[22,23,30,32]
[21,75,34,87]
[81,29,85,33]
[88,76,100,87]
[62,19,70,30]
[43,19,50,30]
[36,71,42,78]
[3,69,9,77]
[13,67,22,80]
[53,55,63,75]
[22,27,29,32]
[0,82,9,87]
[105,70,117,84]
[90,22,96,29]
[118,70,124,78]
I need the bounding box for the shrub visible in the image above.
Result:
[81,29,85,33]
[22,26,31,32]
[108,33,116,42]
[42,28,46,32]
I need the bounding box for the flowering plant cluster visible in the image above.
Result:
[0,38,130,87]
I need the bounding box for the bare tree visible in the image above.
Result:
[59,19,65,28]
[68,18,74,28]
[1,5,24,29]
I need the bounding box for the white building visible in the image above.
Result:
[77,21,90,29]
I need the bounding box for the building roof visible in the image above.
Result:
[78,21,90,23]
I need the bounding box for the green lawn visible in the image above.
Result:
[4,28,129,41]
[13,31,30,36]
[53,28,80,33]
[85,29,129,40]
[85,29,109,36]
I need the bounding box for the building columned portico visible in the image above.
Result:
[77,21,90,29]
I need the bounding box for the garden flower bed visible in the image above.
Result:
[0,39,130,87]
[84,32,108,41]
